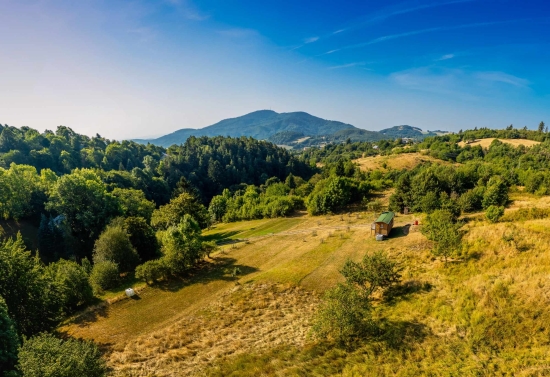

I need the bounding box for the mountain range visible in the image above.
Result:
[133,110,447,148]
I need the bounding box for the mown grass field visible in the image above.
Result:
[457,137,541,148]
[354,152,449,172]
[61,193,550,376]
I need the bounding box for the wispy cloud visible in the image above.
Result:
[297,0,475,48]
[436,53,455,61]
[390,66,530,99]
[328,62,368,70]
[334,0,475,35]
[304,36,319,44]
[474,71,530,87]
[322,19,533,55]
[165,0,209,21]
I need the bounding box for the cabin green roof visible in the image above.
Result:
[375,211,395,224]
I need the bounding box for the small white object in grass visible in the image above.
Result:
[125,288,136,297]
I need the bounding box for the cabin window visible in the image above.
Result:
[380,224,384,229]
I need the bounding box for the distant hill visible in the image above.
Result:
[134,110,448,148]
[379,125,439,139]
[134,110,355,147]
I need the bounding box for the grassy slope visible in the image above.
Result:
[457,138,541,148]
[61,193,550,376]
[354,152,450,172]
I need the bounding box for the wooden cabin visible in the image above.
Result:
[374,211,395,237]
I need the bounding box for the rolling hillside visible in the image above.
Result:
[133,110,447,147]
[134,110,355,147]
[60,191,550,376]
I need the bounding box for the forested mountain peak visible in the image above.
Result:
[133,110,356,147]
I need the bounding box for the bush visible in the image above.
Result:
[93,223,140,273]
[340,251,401,297]
[89,261,119,294]
[17,333,107,377]
[44,259,94,314]
[135,259,169,285]
[485,205,505,223]
[312,283,372,344]
[482,176,508,209]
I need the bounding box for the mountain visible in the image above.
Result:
[134,110,356,147]
[134,110,448,148]
[379,125,441,139]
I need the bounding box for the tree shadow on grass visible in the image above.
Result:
[153,257,258,293]
[63,257,258,328]
[202,230,241,243]
[63,302,110,329]
[383,279,433,305]
[377,319,430,350]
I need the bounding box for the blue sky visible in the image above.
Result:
[1,0,549,139]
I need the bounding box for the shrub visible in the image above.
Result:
[485,205,505,223]
[340,251,401,297]
[312,283,372,344]
[44,259,94,314]
[135,259,169,285]
[89,261,119,294]
[93,223,139,273]
[17,333,107,377]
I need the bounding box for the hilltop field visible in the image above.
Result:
[458,138,540,148]
[61,190,550,376]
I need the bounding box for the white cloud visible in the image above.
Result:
[328,62,367,70]
[474,71,530,88]
[303,36,319,44]
[390,66,530,100]
[437,53,455,61]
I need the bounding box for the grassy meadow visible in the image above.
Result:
[60,192,550,376]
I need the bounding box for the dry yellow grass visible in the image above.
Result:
[354,152,448,172]
[108,284,319,376]
[61,195,550,375]
[458,138,540,148]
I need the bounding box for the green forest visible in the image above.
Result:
[0,121,549,375]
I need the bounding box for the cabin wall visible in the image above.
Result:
[375,218,394,236]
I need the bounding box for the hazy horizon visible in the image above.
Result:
[1,0,549,140]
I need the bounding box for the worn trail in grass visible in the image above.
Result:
[62,212,420,346]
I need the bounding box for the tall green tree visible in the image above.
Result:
[152,191,209,229]
[17,333,107,377]
[93,222,139,273]
[422,210,464,264]
[112,188,155,222]
[44,259,94,315]
[0,295,19,374]
[46,169,121,256]
[340,251,402,297]
[312,283,372,345]
[123,217,160,262]
[160,215,203,276]
[0,235,60,336]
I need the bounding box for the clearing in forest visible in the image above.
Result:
[458,138,540,148]
[61,195,550,376]
[354,152,447,171]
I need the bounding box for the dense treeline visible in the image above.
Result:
[159,136,314,202]
[0,124,316,376]
[0,124,165,174]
